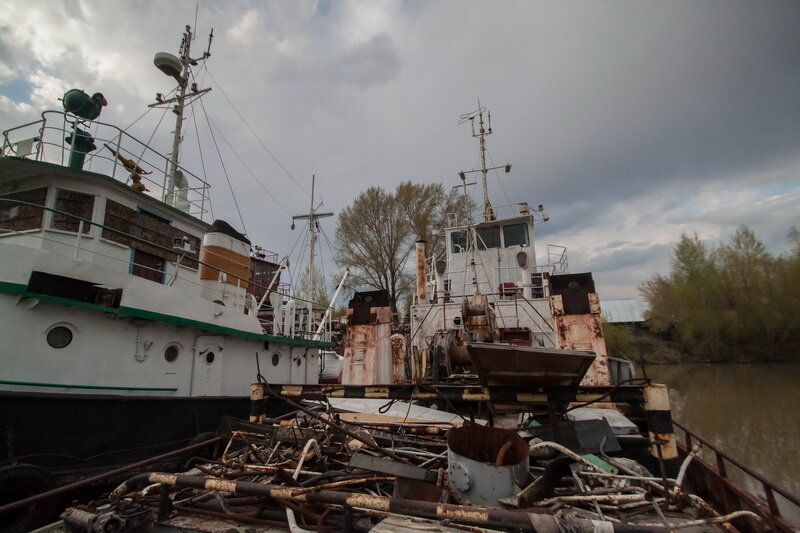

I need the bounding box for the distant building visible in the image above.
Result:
[602,298,648,332]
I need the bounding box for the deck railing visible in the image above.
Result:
[1,110,211,221]
[674,420,800,532]
[0,198,331,342]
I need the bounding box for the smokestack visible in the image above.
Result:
[415,240,427,302]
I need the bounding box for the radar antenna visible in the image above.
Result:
[457,100,511,222]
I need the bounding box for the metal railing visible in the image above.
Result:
[547,244,568,274]
[1,110,211,220]
[673,420,800,532]
[444,202,544,227]
[0,198,332,342]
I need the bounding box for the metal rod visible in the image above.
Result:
[260,383,413,465]
[119,472,668,532]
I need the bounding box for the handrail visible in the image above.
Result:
[2,110,211,219]
[0,198,328,312]
[672,419,800,528]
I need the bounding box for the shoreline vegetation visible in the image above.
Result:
[604,226,800,364]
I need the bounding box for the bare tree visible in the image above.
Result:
[335,182,474,310]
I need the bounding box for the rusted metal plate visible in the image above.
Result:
[465,342,595,387]
[350,450,437,481]
[446,424,529,506]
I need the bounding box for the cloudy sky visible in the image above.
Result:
[1,0,798,299]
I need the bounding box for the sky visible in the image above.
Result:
[1,0,798,300]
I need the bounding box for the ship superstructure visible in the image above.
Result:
[409,105,614,386]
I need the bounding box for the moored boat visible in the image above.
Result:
[0,25,333,529]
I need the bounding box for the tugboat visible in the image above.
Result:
[0,25,332,527]
[409,103,627,390]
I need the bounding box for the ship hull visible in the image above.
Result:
[0,390,251,473]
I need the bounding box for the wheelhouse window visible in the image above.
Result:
[476,226,501,250]
[450,230,468,253]
[102,200,200,283]
[0,187,47,232]
[503,223,529,247]
[52,189,94,234]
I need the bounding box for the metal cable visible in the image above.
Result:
[197,96,248,234]
[204,66,309,196]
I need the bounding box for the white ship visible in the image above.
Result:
[409,104,629,389]
[0,26,331,492]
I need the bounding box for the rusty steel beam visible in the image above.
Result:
[119,472,667,532]
[262,382,646,406]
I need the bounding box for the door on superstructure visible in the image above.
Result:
[192,336,224,396]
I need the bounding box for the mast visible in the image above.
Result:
[292,175,333,301]
[458,101,511,222]
[150,25,213,206]
[165,26,191,205]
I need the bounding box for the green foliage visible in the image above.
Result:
[602,321,634,358]
[295,265,330,309]
[335,182,475,310]
[641,226,800,362]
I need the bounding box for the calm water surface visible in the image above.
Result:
[642,363,800,523]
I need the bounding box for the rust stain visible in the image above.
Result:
[650,432,679,460]
[346,493,391,511]
[205,479,237,493]
[149,473,177,485]
[435,504,490,523]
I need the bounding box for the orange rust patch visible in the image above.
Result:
[205,479,238,493]
[436,504,490,523]
[345,494,391,511]
[149,473,177,485]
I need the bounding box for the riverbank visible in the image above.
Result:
[606,327,799,364]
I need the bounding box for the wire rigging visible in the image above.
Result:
[197,96,248,234]
[203,66,309,196]
[188,98,214,220]
[198,100,291,218]
[487,150,512,206]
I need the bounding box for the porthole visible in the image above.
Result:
[205,351,215,364]
[46,326,73,349]
[164,345,179,362]
[271,353,280,366]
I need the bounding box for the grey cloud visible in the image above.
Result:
[275,33,401,88]
[2,0,799,300]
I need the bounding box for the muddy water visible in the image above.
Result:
[642,363,800,524]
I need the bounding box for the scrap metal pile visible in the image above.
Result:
[60,386,763,533]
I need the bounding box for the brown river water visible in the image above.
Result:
[642,362,800,524]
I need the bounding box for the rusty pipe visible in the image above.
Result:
[118,472,666,532]
[415,240,426,302]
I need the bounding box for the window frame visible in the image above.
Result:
[50,188,96,235]
[475,225,501,250]
[502,223,530,248]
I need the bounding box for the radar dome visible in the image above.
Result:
[154,52,182,81]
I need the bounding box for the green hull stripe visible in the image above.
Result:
[0,281,334,348]
[0,379,177,392]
